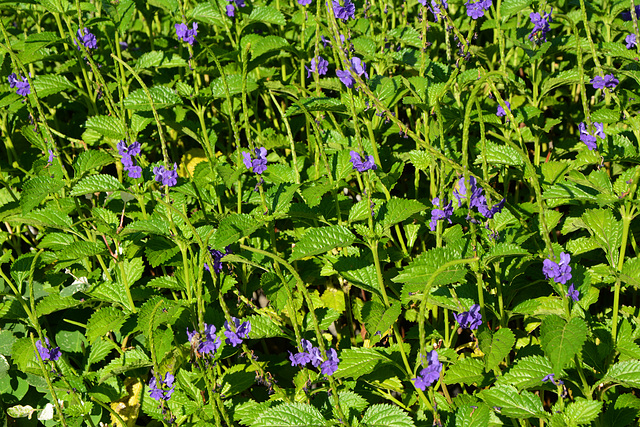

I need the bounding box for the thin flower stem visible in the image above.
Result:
[31,335,68,427]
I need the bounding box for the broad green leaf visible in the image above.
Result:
[147,275,184,291]
[479,385,546,418]
[334,348,393,379]
[211,213,263,250]
[73,150,115,176]
[98,347,151,383]
[145,237,180,268]
[497,355,555,389]
[251,35,289,59]
[10,254,35,292]
[479,328,515,372]
[122,217,171,236]
[135,50,187,69]
[123,86,182,110]
[360,404,415,427]
[444,357,484,386]
[87,339,115,368]
[582,209,623,267]
[482,243,530,265]
[33,75,76,97]
[603,359,640,388]
[253,403,325,427]
[20,176,65,214]
[540,69,581,98]
[246,314,286,339]
[591,107,620,124]
[36,0,69,13]
[36,292,83,316]
[290,225,355,261]
[249,6,286,26]
[209,74,258,98]
[285,97,346,116]
[85,115,126,140]
[512,296,563,317]
[56,241,106,261]
[500,0,533,18]
[455,403,491,427]
[21,207,72,229]
[86,306,130,344]
[376,198,426,230]
[621,257,640,289]
[188,2,224,26]
[333,255,381,296]
[387,26,421,48]
[564,398,603,426]
[475,141,524,166]
[56,330,85,353]
[11,338,39,373]
[407,150,431,171]
[543,180,599,205]
[71,174,125,196]
[540,315,587,372]
[394,247,466,294]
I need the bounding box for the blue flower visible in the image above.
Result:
[429,198,453,231]
[454,304,482,330]
[35,337,61,362]
[529,9,553,42]
[591,74,619,90]
[205,246,231,273]
[337,57,369,88]
[412,350,441,390]
[542,373,564,386]
[117,141,142,178]
[75,28,97,50]
[621,6,640,21]
[306,56,329,78]
[626,34,637,49]
[149,372,175,401]
[350,150,377,172]
[578,122,605,151]
[465,0,491,19]
[8,73,30,96]
[153,163,178,187]
[320,348,340,376]
[198,323,222,355]
[224,317,251,347]
[496,101,511,117]
[175,22,198,45]
[567,284,580,302]
[332,0,355,20]
[542,252,572,285]
[242,147,268,174]
[298,0,313,5]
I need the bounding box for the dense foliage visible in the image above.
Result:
[1,0,640,425]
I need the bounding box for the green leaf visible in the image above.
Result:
[56,241,106,261]
[621,258,640,289]
[387,26,421,48]
[122,217,171,236]
[334,348,393,379]
[36,0,69,13]
[497,355,555,389]
[475,141,524,167]
[360,404,415,427]
[211,213,263,250]
[603,359,640,388]
[500,0,532,17]
[479,328,515,372]
[285,97,345,116]
[564,398,603,426]
[86,306,130,344]
[444,357,485,386]
[455,403,491,427]
[540,69,581,98]
[209,74,258,98]
[147,275,184,291]
[290,225,355,261]
[56,330,85,353]
[20,176,65,214]
[33,75,76,97]
[540,315,588,372]
[394,247,466,294]
[36,292,83,316]
[188,2,224,27]
[333,255,381,296]
[479,385,546,418]
[407,150,432,171]
[21,207,72,229]
[591,107,620,124]
[251,35,289,59]
[73,150,115,176]
[249,6,286,26]
[482,243,530,265]
[70,174,124,196]
[376,198,426,230]
[87,339,115,368]
[85,115,126,140]
[252,403,326,427]
[123,86,182,110]
[98,347,151,383]
[246,314,286,339]
[145,237,180,268]
[581,209,623,267]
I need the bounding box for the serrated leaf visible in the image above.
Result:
[122,217,171,236]
[444,357,485,386]
[582,209,623,267]
[285,97,345,116]
[334,348,393,379]
[56,241,106,261]
[211,213,263,250]
[407,150,431,171]
[98,347,151,383]
[145,237,180,267]
[36,292,83,316]
[253,403,325,427]
[33,75,76,97]
[475,141,524,166]
[621,258,640,289]
[393,247,466,293]
[86,307,129,344]
[482,243,530,265]
[603,359,640,388]
[480,328,515,372]
[71,174,124,196]
[21,207,72,229]
[500,0,533,17]
[541,315,587,373]
[246,314,286,339]
[209,74,258,98]
[188,2,224,26]
[249,6,286,25]
[147,275,184,291]
[20,176,65,214]
[251,35,289,59]
[333,255,381,296]
[540,69,580,98]
[85,115,126,140]
[497,355,555,389]
[564,398,603,425]
[360,404,415,427]
[479,385,546,418]
[455,403,491,427]
[290,225,355,261]
[388,26,421,48]
[123,86,182,110]
[376,198,426,230]
[73,150,115,176]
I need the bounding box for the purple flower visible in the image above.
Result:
[567,284,580,302]
[226,4,235,16]
[426,0,448,21]
[350,150,377,172]
[242,147,268,174]
[337,57,369,89]
[117,141,143,179]
[289,349,313,366]
[47,149,56,164]
[496,101,511,117]
[412,350,441,390]
[306,56,329,78]
[149,372,175,401]
[455,176,504,219]
[35,337,61,362]
[75,28,97,50]
[153,163,178,187]
[528,9,553,42]
[198,323,222,355]
[578,122,605,151]
[591,74,619,90]
[205,246,231,273]
[298,0,313,5]
[336,70,355,88]
[117,140,141,156]
[429,198,453,231]
[320,348,340,376]
[8,73,30,96]
[621,5,640,21]
[175,22,198,46]
[309,346,324,367]
[465,0,491,19]
[226,0,246,16]
[542,373,564,386]
[332,0,356,20]
[454,304,482,330]
[542,252,572,285]
[626,34,637,49]
[224,317,251,347]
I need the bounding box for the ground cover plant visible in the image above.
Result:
[1,0,640,425]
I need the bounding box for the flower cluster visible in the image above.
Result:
[288,339,340,376]
[453,176,505,219]
[454,304,482,330]
[117,140,142,178]
[567,283,580,302]
[350,150,376,172]
[621,5,640,21]
[8,73,30,96]
[205,246,232,274]
[306,56,329,79]
[74,28,97,51]
[542,252,572,284]
[188,323,222,356]
[226,0,246,17]
[149,372,175,402]
[153,163,178,187]
[429,198,453,231]
[412,350,442,390]
[242,147,268,174]
[528,9,552,42]
[542,373,564,386]
[175,22,198,45]
[496,101,511,118]
[336,57,368,89]
[332,0,356,20]
[626,34,637,49]
[298,0,313,6]
[578,122,605,151]
[591,74,618,90]
[35,337,61,362]
[420,0,448,22]
[465,0,491,20]
[224,317,251,347]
